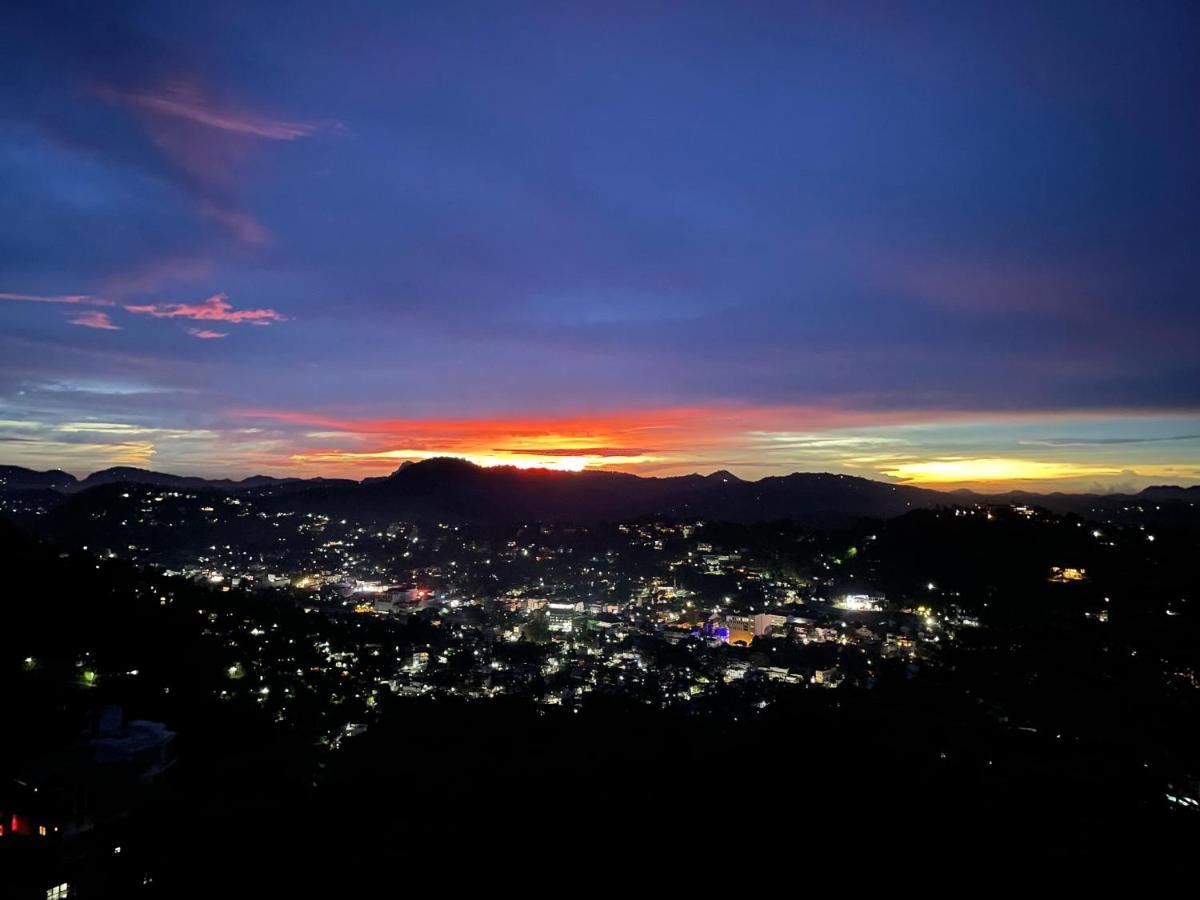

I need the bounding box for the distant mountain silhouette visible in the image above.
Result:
[705,469,743,483]
[0,466,353,493]
[1138,485,1200,500]
[76,466,299,491]
[2,459,1198,528]
[0,465,77,490]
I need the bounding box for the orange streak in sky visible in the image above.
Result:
[227,404,984,477]
[225,404,1200,483]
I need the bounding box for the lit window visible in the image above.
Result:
[38,825,47,837]
[47,884,71,900]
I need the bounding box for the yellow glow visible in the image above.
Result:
[0,437,157,469]
[882,458,1124,484]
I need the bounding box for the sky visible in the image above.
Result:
[1,1,1198,492]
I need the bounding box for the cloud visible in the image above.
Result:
[68,310,121,330]
[124,294,283,325]
[492,447,656,457]
[3,288,283,333]
[54,422,215,439]
[0,437,156,470]
[88,80,335,245]
[94,83,323,140]
[1022,435,1200,446]
[39,380,182,396]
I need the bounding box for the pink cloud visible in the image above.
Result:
[188,328,228,339]
[92,80,335,246]
[94,83,321,140]
[2,287,285,333]
[123,294,284,325]
[68,311,121,331]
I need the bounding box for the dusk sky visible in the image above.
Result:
[2,1,1198,491]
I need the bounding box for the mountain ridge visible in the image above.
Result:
[3,458,1197,530]
[2,459,1195,497]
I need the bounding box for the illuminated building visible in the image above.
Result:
[547,600,583,633]
[836,594,884,612]
[1049,566,1086,583]
[813,667,845,687]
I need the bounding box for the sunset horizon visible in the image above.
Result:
[4,402,1198,494]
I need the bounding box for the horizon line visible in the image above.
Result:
[1,455,1194,497]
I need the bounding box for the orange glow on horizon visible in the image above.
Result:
[242,405,769,476]
[290,447,654,473]
[209,405,1200,490]
[236,402,996,477]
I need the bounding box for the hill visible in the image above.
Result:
[3,459,1199,531]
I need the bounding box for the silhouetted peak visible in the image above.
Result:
[705,470,742,483]
[1140,484,1200,498]
[407,457,481,473]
